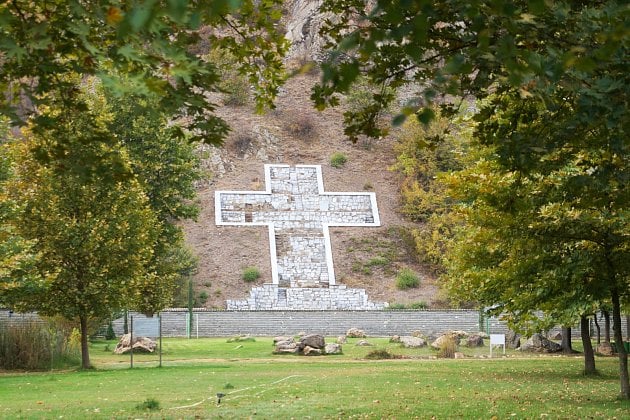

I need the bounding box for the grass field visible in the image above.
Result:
[1,337,628,419]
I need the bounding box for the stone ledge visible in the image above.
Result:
[227,284,388,311]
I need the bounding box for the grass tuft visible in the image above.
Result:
[242,266,261,282]
[330,152,348,168]
[136,398,160,411]
[395,268,421,289]
[365,349,401,359]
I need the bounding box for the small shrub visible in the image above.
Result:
[242,266,261,282]
[229,133,253,158]
[408,301,428,309]
[395,268,420,289]
[437,335,458,359]
[363,182,373,190]
[286,114,316,138]
[365,349,401,360]
[224,383,235,389]
[330,152,348,168]
[197,291,209,305]
[136,398,160,411]
[105,321,116,340]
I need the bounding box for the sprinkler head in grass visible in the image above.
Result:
[216,393,225,404]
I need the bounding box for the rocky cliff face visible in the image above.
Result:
[283,0,328,61]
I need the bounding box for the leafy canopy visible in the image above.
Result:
[0,0,288,144]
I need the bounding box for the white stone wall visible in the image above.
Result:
[227,284,388,310]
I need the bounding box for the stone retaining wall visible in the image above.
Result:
[3,309,628,340]
[112,309,495,337]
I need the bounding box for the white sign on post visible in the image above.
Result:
[490,334,506,357]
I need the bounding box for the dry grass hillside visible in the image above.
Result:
[179,69,446,309]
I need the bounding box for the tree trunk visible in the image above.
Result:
[603,310,611,344]
[561,326,573,354]
[626,315,630,341]
[581,315,596,375]
[79,315,91,369]
[594,315,601,345]
[611,288,629,399]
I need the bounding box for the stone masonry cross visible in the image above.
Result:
[215,164,380,288]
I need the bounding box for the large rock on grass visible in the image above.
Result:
[520,333,562,353]
[346,328,366,338]
[465,334,484,348]
[303,346,322,356]
[325,343,343,354]
[274,341,299,354]
[114,334,157,354]
[300,334,325,350]
[431,333,460,350]
[506,331,521,349]
[596,342,614,356]
[400,336,426,348]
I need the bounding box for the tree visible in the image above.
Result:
[0,0,287,145]
[390,107,471,272]
[107,93,201,315]
[314,0,629,398]
[2,82,159,369]
[443,90,628,388]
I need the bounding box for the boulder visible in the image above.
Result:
[454,352,466,359]
[325,343,343,355]
[356,340,373,346]
[476,332,489,339]
[300,334,325,350]
[411,330,424,338]
[465,334,484,348]
[549,331,563,340]
[336,335,347,344]
[450,330,469,339]
[506,331,521,349]
[346,328,366,338]
[273,336,292,345]
[274,342,299,354]
[431,334,460,350]
[389,335,401,343]
[520,333,562,353]
[303,346,322,356]
[596,342,614,356]
[400,336,426,348]
[114,334,157,354]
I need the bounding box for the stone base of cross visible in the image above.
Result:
[216,164,386,310]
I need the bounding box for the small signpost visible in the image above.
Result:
[490,334,506,357]
[129,314,162,368]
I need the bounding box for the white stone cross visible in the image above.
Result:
[215,164,380,288]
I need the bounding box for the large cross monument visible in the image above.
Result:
[215,164,387,310]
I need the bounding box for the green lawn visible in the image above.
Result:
[1,337,628,419]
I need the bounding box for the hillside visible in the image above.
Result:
[180,70,445,309]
